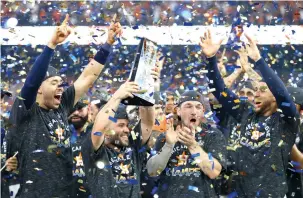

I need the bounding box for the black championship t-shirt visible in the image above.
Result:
[227,103,299,198]
[154,125,227,198]
[71,123,92,198]
[7,86,75,198]
[82,121,146,198]
[286,121,303,198]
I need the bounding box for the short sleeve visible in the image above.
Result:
[9,97,33,125]
[203,128,227,169]
[60,85,76,116]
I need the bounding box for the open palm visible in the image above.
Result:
[199,29,224,58]
[165,117,178,145]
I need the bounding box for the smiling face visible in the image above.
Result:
[253,82,277,115]
[38,76,64,109]
[68,106,88,130]
[177,101,204,129]
[109,119,130,147]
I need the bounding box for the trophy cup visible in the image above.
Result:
[121,37,158,106]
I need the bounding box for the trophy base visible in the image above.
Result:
[121,95,154,106]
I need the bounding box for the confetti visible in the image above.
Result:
[127,179,138,184]
[17,96,26,100]
[109,116,117,123]
[32,149,44,153]
[131,131,137,140]
[221,92,227,97]
[93,132,103,136]
[190,153,199,159]
[281,102,290,107]
[188,185,199,192]
[278,140,283,147]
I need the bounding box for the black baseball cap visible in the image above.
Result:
[177,90,204,107]
[287,86,303,110]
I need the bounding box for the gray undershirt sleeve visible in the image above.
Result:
[146,142,174,176]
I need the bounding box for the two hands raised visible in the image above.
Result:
[48,14,122,49]
[199,29,262,62]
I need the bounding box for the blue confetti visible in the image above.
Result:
[208,153,213,160]
[93,132,103,136]
[109,116,117,123]
[149,92,154,97]
[104,165,112,169]
[151,150,157,156]
[281,102,290,107]
[227,191,238,198]
[191,153,200,158]
[184,22,193,26]
[132,25,139,30]
[155,119,160,126]
[151,187,158,195]
[188,185,199,192]
[290,161,301,166]
[69,54,77,63]
[139,146,146,153]
[127,179,138,184]
[240,96,248,101]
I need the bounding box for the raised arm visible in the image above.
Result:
[223,64,243,88]
[73,16,122,106]
[91,81,140,151]
[235,47,262,82]
[244,33,298,119]
[21,15,71,109]
[139,62,161,145]
[199,29,241,120]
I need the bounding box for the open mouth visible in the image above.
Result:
[190,118,197,123]
[254,101,262,108]
[54,94,62,103]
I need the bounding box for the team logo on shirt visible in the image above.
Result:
[75,152,84,167]
[228,117,272,150]
[176,151,189,166]
[55,127,65,140]
[165,146,201,177]
[109,149,136,183]
[73,152,85,177]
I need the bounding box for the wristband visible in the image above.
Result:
[93,42,112,65]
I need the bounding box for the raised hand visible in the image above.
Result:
[165,117,178,145]
[107,14,123,45]
[243,33,261,62]
[113,81,140,100]
[199,29,224,58]
[49,14,72,48]
[235,47,249,66]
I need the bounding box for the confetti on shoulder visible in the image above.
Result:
[17,96,26,100]
[221,92,227,97]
